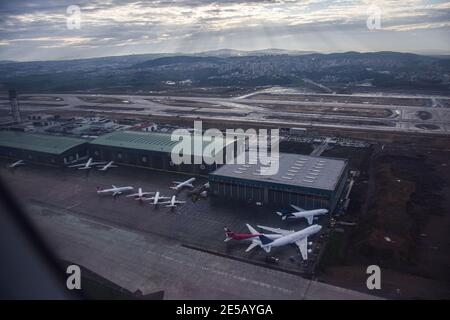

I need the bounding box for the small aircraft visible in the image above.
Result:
[126,188,155,202]
[98,161,118,171]
[145,191,171,206]
[9,160,25,168]
[256,224,322,260]
[160,195,186,208]
[224,224,283,252]
[276,204,328,224]
[171,178,195,191]
[68,157,107,170]
[96,185,134,197]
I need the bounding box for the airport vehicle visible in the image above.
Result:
[96,185,134,197]
[256,224,322,260]
[224,224,283,252]
[276,204,328,224]
[126,188,154,201]
[171,178,195,191]
[160,195,186,208]
[68,157,107,170]
[145,191,171,206]
[98,161,118,171]
[8,160,25,168]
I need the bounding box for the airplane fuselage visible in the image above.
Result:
[262,225,322,249]
[98,186,133,194]
[291,209,328,219]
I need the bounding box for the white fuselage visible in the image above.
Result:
[9,160,24,168]
[172,178,196,190]
[262,225,322,249]
[97,186,133,194]
[291,209,328,219]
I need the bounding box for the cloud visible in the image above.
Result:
[0,0,449,61]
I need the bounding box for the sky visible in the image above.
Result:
[0,0,449,61]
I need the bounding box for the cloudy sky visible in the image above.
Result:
[0,0,449,61]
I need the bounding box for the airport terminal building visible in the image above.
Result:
[0,131,88,166]
[208,153,348,213]
[89,131,233,174]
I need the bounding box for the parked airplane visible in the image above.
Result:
[69,157,106,170]
[9,160,25,168]
[224,224,283,252]
[276,204,328,224]
[126,188,154,201]
[96,185,134,197]
[160,195,186,208]
[171,178,195,190]
[256,224,322,260]
[145,191,171,206]
[98,161,118,171]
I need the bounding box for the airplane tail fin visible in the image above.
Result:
[276,210,290,220]
[224,227,237,241]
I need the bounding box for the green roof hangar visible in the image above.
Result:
[88,131,235,174]
[0,131,88,166]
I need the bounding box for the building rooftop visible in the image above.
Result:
[0,131,87,155]
[90,130,234,159]
[209,153,347,191]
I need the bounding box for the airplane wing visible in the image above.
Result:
[290,204,304,212]
[68,163,86,168]
[295,237,308,260]
[158,201,171,205]
[126,193,139,197]
[245,241,259,252]
[306,215,314,225]
[246,224,259,235]
[91,162,107,166]
[257,225,294,235]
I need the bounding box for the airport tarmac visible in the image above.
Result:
[0,161,379,299]
[1,92,449,135]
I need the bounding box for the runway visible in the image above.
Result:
[1,92,449,135]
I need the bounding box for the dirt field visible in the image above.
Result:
[256,103,393,118]
[77,96,133,104]
[146,98,227,109]
[249,93,431,107]
[317,144,450,299]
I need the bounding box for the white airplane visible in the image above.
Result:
[145,191,171,205]
[96,185,134,197]
[256,224,322,260]
[98,161,118,171]
[171,178,195,191]
[9,160,25,168]
[224,224,283,252]
[68,157,106,170]
[160,195,186,208]
[126,188,154,201]
[276,204,328,224]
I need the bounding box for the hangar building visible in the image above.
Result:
[0,131,88,166]
[208,153,348,213]
[89,131,234,174]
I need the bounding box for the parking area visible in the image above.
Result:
[0,161,331,274]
